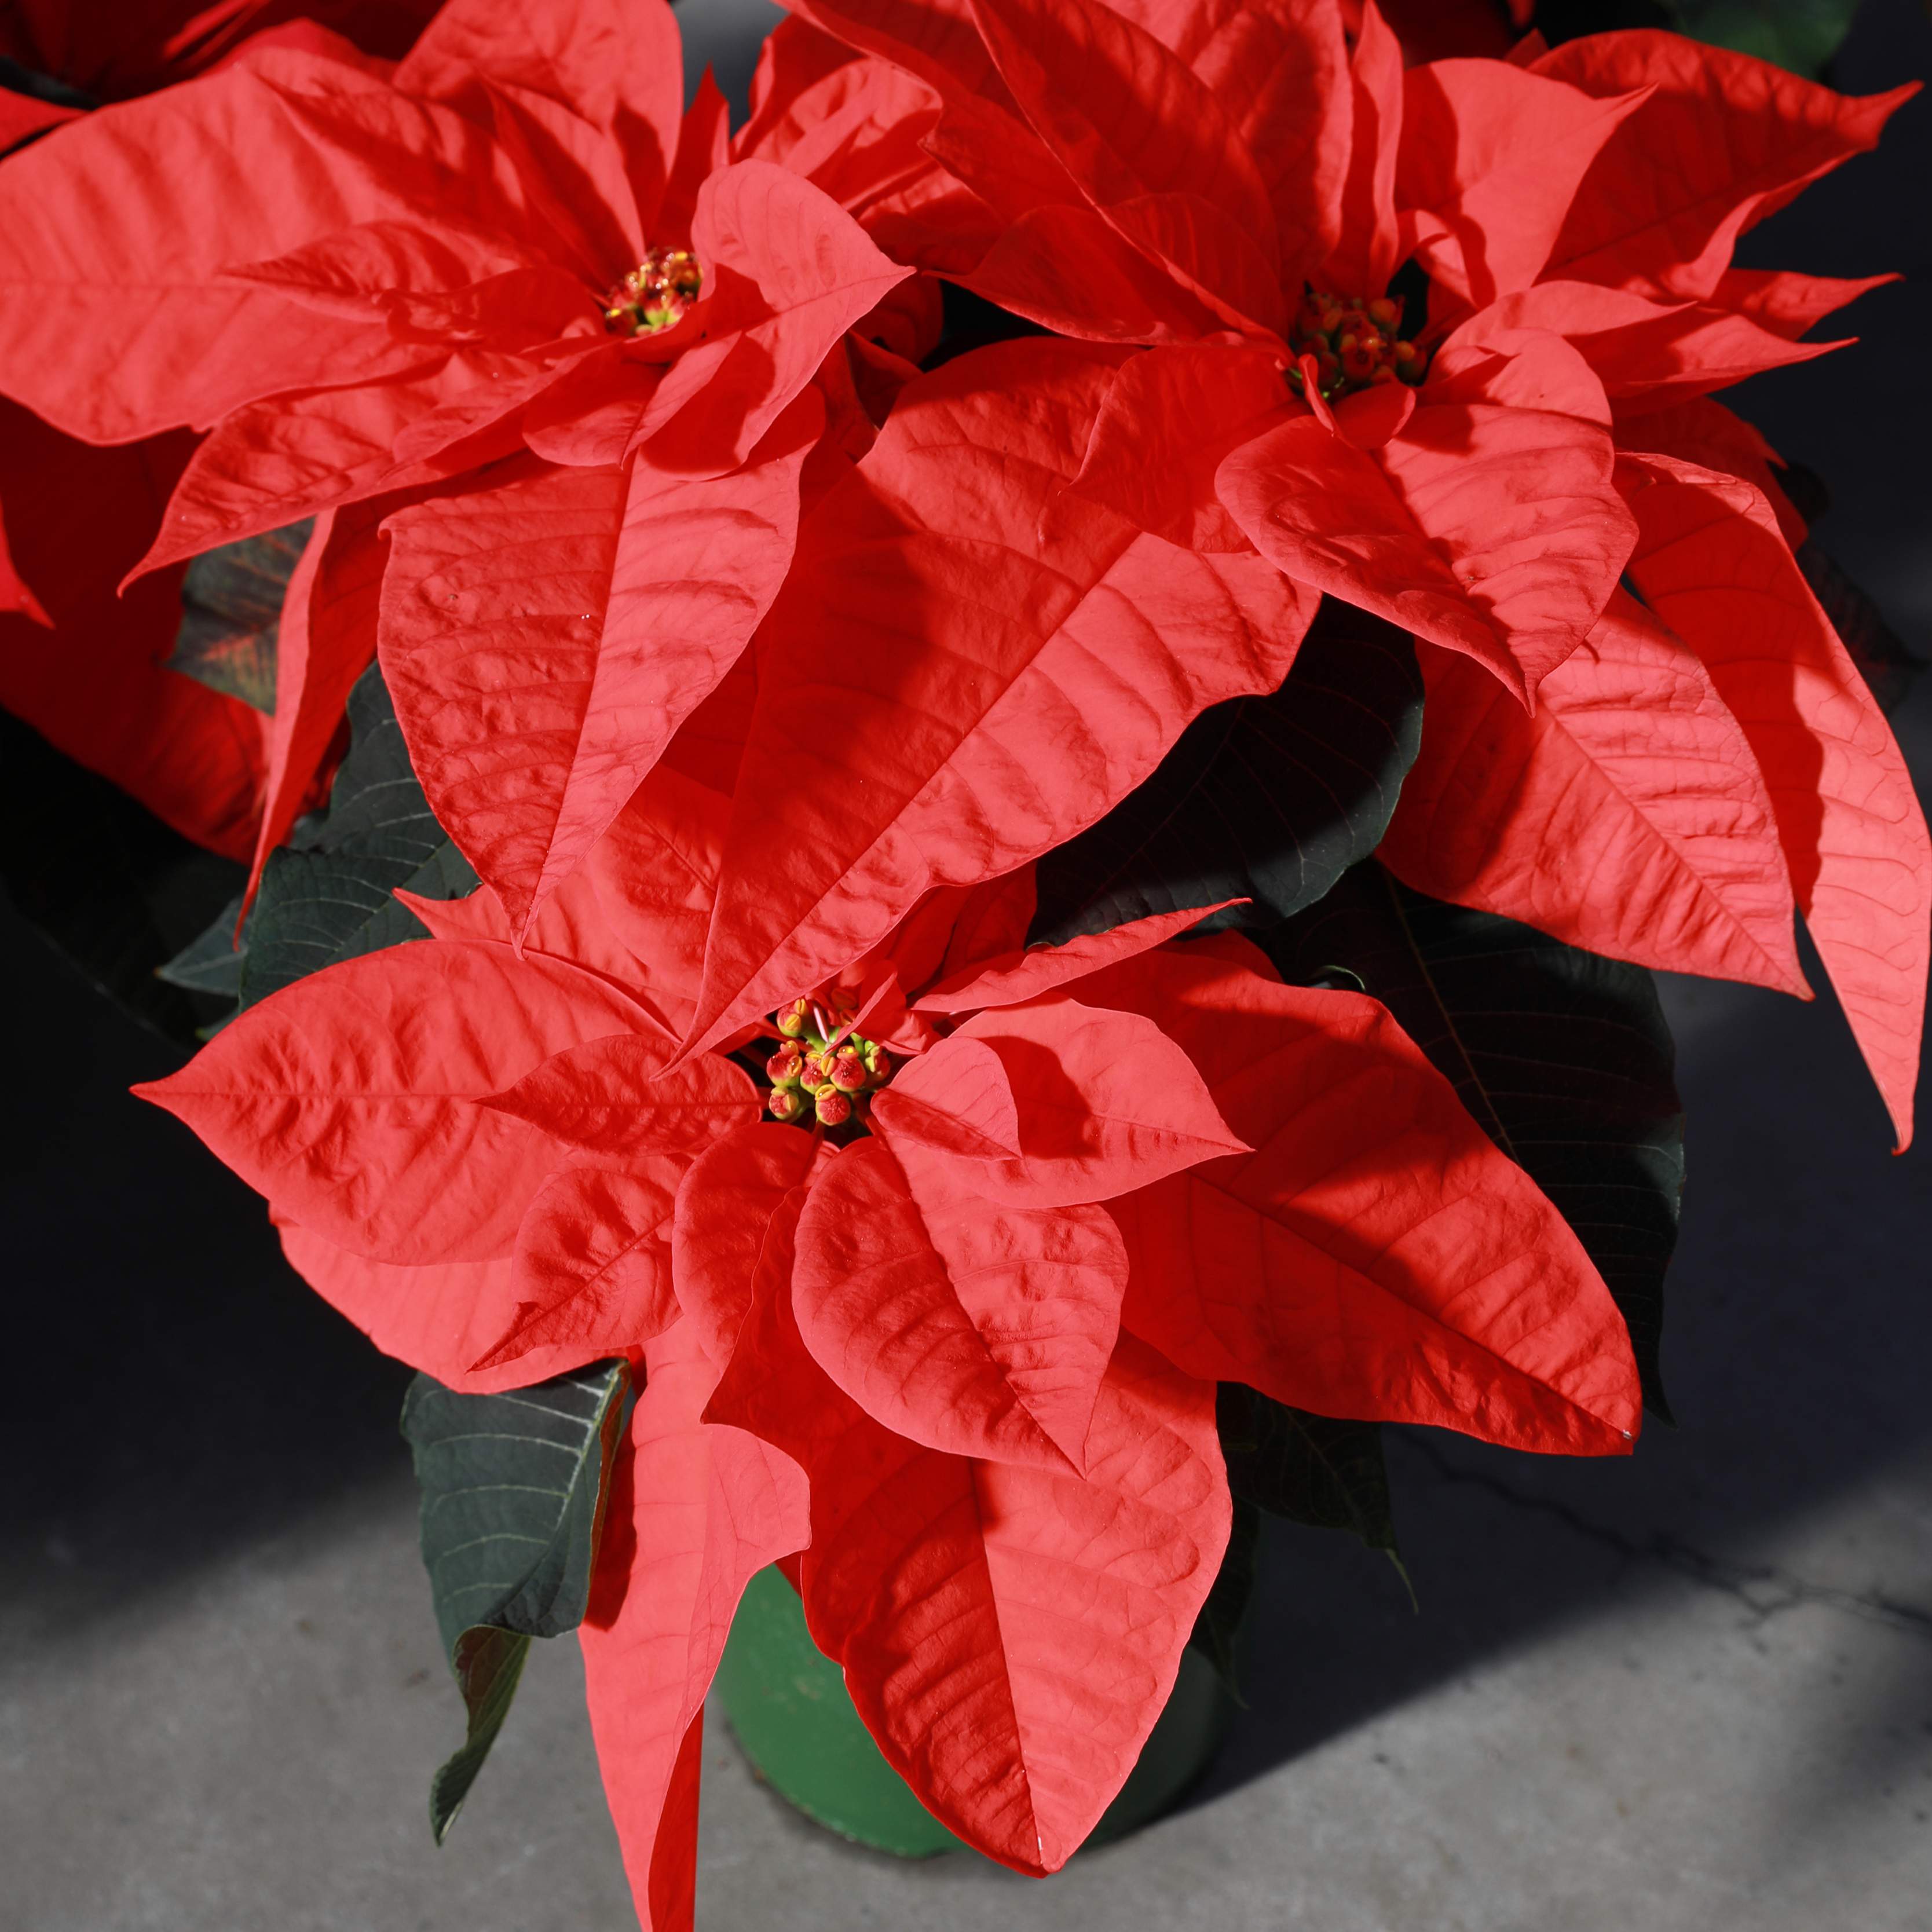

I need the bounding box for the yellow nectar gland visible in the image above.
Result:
[1286,289,1424,403]
[603,247,702,337]
[764,996,894,1128]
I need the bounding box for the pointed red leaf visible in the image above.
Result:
[378,405,814,939]
[869,1036,1024,1160]
[876,997,1247,1206]
[584,763,734,1040]
[471,1154,685,1371]
[913,898,1246,1011]
[793,1130,1129,1468]
[1618,455,1930,1148]
[1322,0,1402,298]
[1219,332,1634,698]
[135,941,657,1263]
[671,1122,825,1370]
[1378,593,1805,994]
[1463,279,1839,412]
[580,1317,810,1932]
[275,1213,610,1393]
[1532,31,1916,301]
[482,1035,759,1157]
[686,339,1316,1054]
[0,57,529,441]
[1075,944,1642,1453]
[707,1258,1227,1874]
[394,867,658,1002]
[1396,60,1649,312]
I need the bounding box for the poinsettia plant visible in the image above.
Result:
[1,0,1927,1925]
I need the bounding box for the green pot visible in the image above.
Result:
[713,1565,1235,1858]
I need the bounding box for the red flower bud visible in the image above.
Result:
[777,1000,808,1039]
[767,1046,804,1085]
[830,1051,868,1092]
[767,1087,806,1123]
[814,1088,852,1126]
[863,1044,892,1085]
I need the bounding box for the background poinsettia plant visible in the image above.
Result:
[1,0,1927,1926]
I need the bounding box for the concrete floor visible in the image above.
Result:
[4,2,1931,1927]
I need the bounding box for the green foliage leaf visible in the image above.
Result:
[161,660,480,1020]
[1029,598,1423,945]
[1261,862,1685,1421]
[1217,1383,1400,1553]
[0,708,244,1045]
[166,521,313,714]
[1186,1494,1261,1702]
[399,1359,632,1843]
[1675,0,1861,75]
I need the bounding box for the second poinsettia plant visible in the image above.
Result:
[2,0,1926,1924]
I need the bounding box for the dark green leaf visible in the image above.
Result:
[0,708,244,1045]
[1675,0,1860,75]
[429,1629,532,1847]
[1217,1383,1400,1553]
[1187,1494,1261,1703]
[166,521,313,713]
[1029,598,1424,945]
[162,658,479,1019]
[400,1360,631,1842]
[153,893,247,998]
[1261,862,1685,1421]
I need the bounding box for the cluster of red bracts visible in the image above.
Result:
[2,0,1926,1924]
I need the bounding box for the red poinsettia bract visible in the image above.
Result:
[0,0,930,929]
[137,815,1637,1911]
[763,0,1928,1143]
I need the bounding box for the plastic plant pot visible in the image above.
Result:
[712,1565,1237,1858]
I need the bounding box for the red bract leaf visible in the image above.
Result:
[482,1034,759,1157]
[1077,945,1642,1453]
[396,0,683,197]
[394,867,658,1001]
[473,1154,685,1371]
[1710,265,1893,342]
[1067,343,1287,550]
[0,56,519,442]
[1395,60,1648,313]
[707,1244,1226,1872]
[1618,455,1931,1150]
[0,404,264,860]
[685,339,1316,1054]
[804,1330,1225,1871]
[1219,334,1634,698]
[793,1135,1128,1468]
[275,1213,612,1393]
[1168,0,1349,273]
[965,0,1283,275]
[1531,31,1916,302]
[135,941,657,1263]
[0,496,49,627]
[584,763,734,1040]
[782,0,1013,109]
[1323,0,1401,298]
[1465,280,1839,413]
[1609,396,1803,544]
[1377,594,1805,994]
[672,1122,824,1369]
[580,1318,810,1932]
[877,997,1247,1205]
[912,897,1246,1011]
[870,1035,1025,1159]
[0,90,82,148]
[378,407,814,940]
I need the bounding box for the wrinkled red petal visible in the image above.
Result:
[482,1034,759,1158]
[1075,944,1643,1452]
[1618,455,1930,1149]
[792,1135,1128,1468]
[135,940,658,1263]
[1378,594,1805,994]
[580,1316,810,1932]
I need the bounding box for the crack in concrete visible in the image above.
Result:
[1402,1436,1932,1641]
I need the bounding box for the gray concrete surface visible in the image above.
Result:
[5,1,1931,1927]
